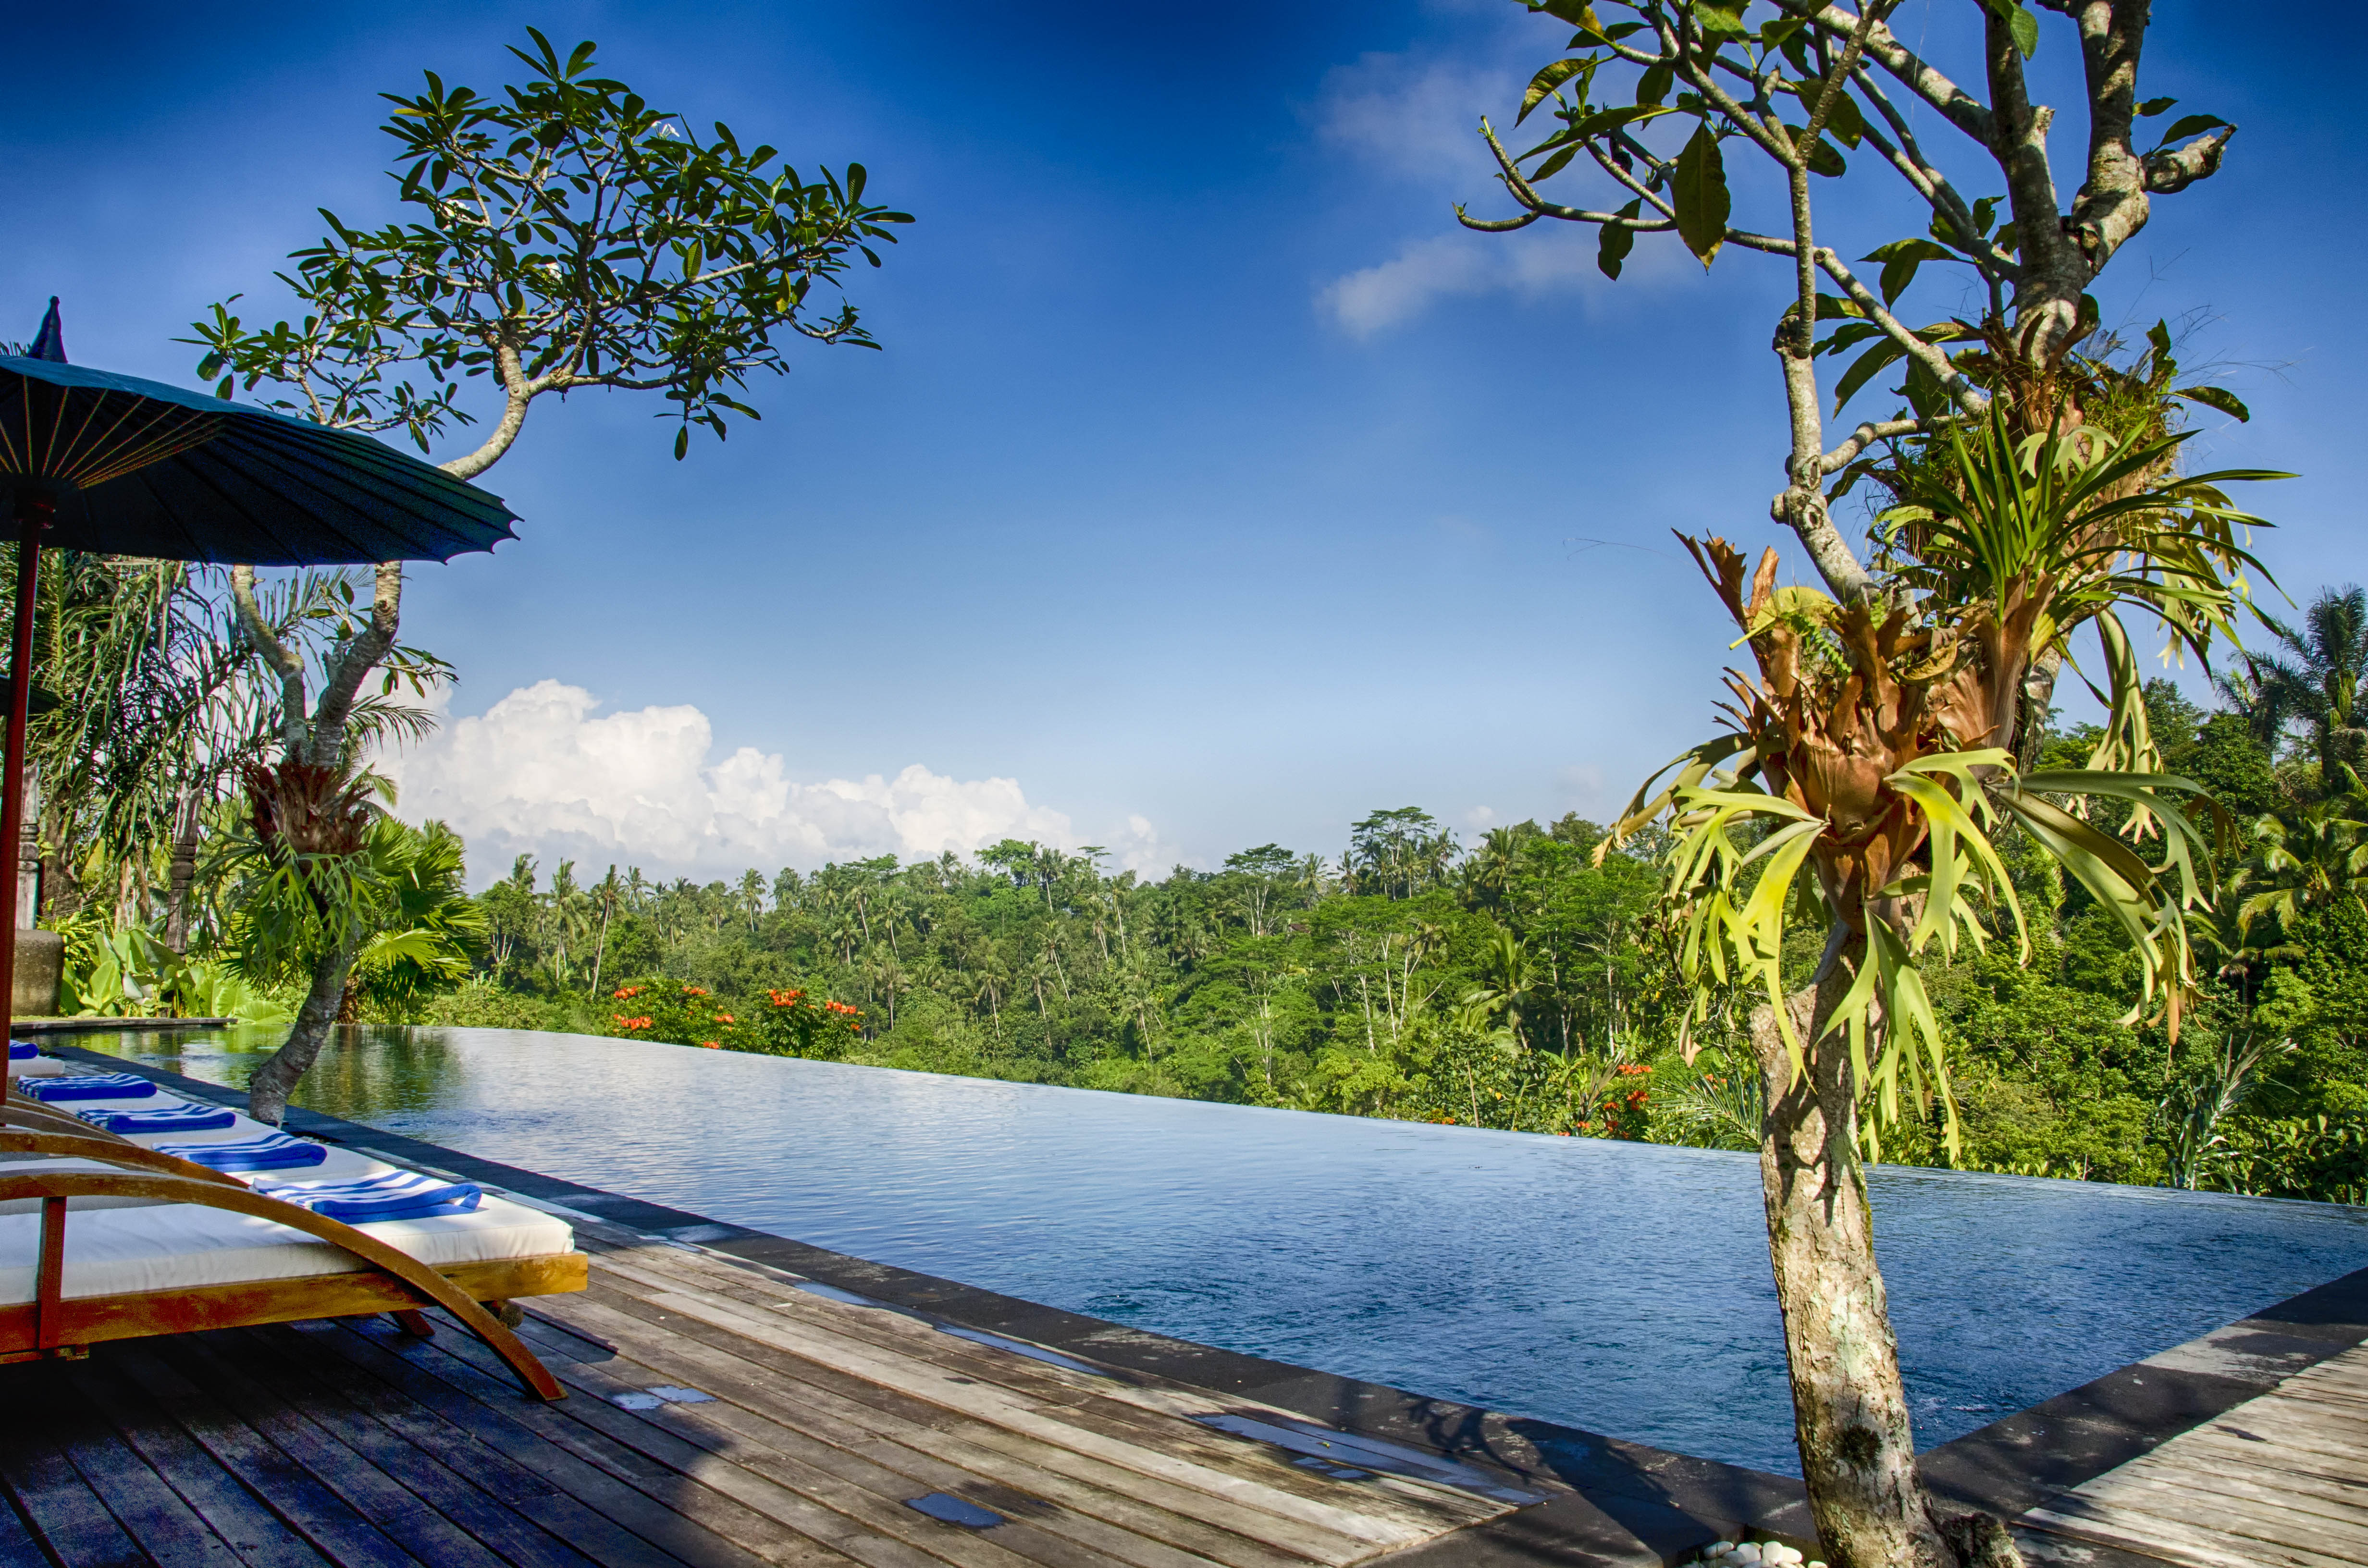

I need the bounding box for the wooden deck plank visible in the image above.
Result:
[2022,1339,2368,1568]
[592,1241,1496,1534]
[529,1293,1325,1568]
[421,1307,1116,1568]
[49,1371,252,1568]
[110,1341,429,1568]
[622,1280,1428,1554]
[544,1283,1395,1563]
[0,1376,154,1568]
[507,1309,1253,1568]
[309,1320,772,1568]
[576,1251,1435,1525]
[588,1244,1499,1532]
[338,1321,867,1568]
[2064,1465,2368,1556]
[200,1324,611,1568]
[67,1356,338,1568]
[156,1333,526,1568]
[2027,1495,2359,1568]
[260,1321,713,1568]
[0,1490,51,1568]
[580,1254,1472,1541]
[493,1308,1152,1568]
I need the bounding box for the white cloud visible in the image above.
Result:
[1321,228,1622,337]
[381,680,1093,884]
[1313,50,1514,181]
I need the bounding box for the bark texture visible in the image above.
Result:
[247,942,357,1126]
[1752,936,2026,1568]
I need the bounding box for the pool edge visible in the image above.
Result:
[51,1041,2368,1566]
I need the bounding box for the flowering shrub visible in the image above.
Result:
[594,978,863,1059]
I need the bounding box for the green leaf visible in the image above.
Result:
[2157,113,2230,146]
[1862,238,1956,305]
[1531,145,1580,183]
[1982,0,2039,58]
[2173,384,2252,422]
[1671,123,1728,268]
[1598,199,1640,280]
[1519,58,1594,124]
[1970,195,2001,235]
[1690,0,1750,40]
[1833,336,1906,412]
[1535,0,1602,26]
[2137,96,2176,117]
[1636,64,1674,106]
[1524,103,1672,159]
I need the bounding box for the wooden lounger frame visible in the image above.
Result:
[0,1102,584,1399]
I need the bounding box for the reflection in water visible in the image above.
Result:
[85,1024,2368,1477]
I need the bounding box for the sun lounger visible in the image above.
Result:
[0,1071,586,1398]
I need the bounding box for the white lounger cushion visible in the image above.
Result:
[0,1192,574,1304]
[7,1057,66,1078]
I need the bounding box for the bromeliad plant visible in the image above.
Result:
[1617,409,2276,1143]
[1599,406,2276,1563]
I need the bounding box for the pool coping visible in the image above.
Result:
[46,1041,2368,1567]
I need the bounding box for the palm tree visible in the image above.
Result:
[736,868,767,932]
[589,865,624,995]
[2234,587,2368,784]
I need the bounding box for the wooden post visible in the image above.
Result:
[0,499,51,1103]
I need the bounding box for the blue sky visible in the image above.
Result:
[2,1,2359,882]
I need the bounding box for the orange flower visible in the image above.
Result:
[700,1040,721,1049]
[613,985,643,1000]
[715,1013,735,1025]
[684,986,709,997]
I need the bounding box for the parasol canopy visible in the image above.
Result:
[0,351,518,564]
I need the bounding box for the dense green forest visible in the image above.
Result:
[406,642,2368,1207]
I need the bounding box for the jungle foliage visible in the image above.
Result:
[451,685,2368,1207]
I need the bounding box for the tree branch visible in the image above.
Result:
[1779,2,1995,145]
[230,565,309,758]
[305,563,404,769]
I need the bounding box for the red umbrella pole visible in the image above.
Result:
[0,497,50,1104]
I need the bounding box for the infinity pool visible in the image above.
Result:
[83,1025,2368,1477]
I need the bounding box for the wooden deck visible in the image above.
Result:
[2020,1338,2368,1568]
[0,1213,1522,1568]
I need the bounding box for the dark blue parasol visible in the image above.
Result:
[0,301,520,1060]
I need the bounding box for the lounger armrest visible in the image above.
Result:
[0,1131,251,1188]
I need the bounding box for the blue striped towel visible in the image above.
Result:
[79,1101,239,1135]
[153,1132,328,1172]
[9,1040,35,1060]
[26,1073,158,1102]
[253,1169,483,1224]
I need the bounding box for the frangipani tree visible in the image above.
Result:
[195,29,910,1124]
[1457,1,2282,1561]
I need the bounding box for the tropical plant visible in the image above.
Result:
[1462,0,2267,1553]
[1595,409,2267,1558]
[2225,587,2368,786]
[189,29,908,1122]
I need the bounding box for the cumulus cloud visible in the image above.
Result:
[381,680,1090,884]
[1312,50,1515,181]
[1321,229,1618,337]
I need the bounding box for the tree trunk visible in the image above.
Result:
[1750,933,2022,1568]
[162,795,201,952]
[247,940,357,1125]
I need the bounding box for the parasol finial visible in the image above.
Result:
[25,299,65,365]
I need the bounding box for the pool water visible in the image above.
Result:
[83,1025,2368,1478]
